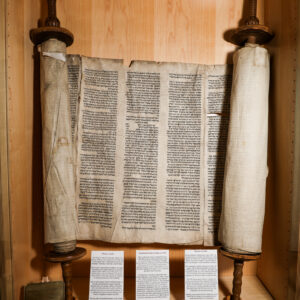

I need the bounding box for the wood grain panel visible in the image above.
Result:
[6,0,45,299]
[297,226,300,299]
[257,0,298,299]
[154,0,216,64]
[0,0,13,298]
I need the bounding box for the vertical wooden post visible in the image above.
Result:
[232,260,244,300]
[226,0,273,46]
[45,247,87,300]
[62,262,73,300]
[246,0,259,25]
[45,0,60,27]
[220,248,261,300]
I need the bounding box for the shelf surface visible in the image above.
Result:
[72,275,272,299]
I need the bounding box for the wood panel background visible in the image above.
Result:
[0,0,13,299]
[258,0,298,299]
[5,0,297,299]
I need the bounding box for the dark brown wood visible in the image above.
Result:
[30,0,73,46]
[220,248,261,300]
[227,0,274,45]
[232,260,244,300]
[45,0,60,27]
[220,248,261,262]
[245,0,259,25]
[45,247,87,300]
[230,24,273,46]
[61,262,73,300]
[30,26,73,46]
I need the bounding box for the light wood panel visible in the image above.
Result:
[6,0,46,297]
[0,0,13,299]
[297,223,300,299]
[257,0,298,299]
[288,1,300,298]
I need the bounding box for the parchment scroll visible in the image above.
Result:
[40,39,77,252]
[39,44,270,250]
[218,44,270,254]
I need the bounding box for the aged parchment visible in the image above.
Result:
[73,57,231,245]
[40,39,77,251]
[40,45,269,251]
[218,44,270,253]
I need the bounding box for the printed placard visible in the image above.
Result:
[136,250,170,300]
[89,251,124,300]
[185,249,218,300]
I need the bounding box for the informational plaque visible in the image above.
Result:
[185,249,218,300]
[88,251,124,300]
[136,250,170,300]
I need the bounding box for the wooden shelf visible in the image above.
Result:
[72,275,272,300]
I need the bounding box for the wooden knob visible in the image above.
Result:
[45,247,87,300]
[245,0,259,25]
[220,248,261,300]
[226,0,274,45]
[30,0,73,46]
[45,0,60,27]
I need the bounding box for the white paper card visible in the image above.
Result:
[136,250,170,300]
[185,249,218,300]
[89,251,124,300]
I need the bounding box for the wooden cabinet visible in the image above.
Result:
[1,0,298,299]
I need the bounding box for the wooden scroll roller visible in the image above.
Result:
[221,248,261,300]
[229,0,274,46]
[30,1,86,299]
[45,247,86,300]
[220,0,274,299]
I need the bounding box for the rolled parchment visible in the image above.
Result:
[40,39,77,253]
[218,43,270,254]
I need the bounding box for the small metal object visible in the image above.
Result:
[24,281,65,300]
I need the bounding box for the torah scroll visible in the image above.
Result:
[40,39,77,252]
[40,48,233,246]
[218,44,270,254]
[39,43,269,250]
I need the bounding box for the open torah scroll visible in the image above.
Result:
[40,39,269,253]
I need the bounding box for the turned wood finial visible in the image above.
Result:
[229,0,274,45]
[245,0,259,25]
[45,247,87,300]
[45,0,60,27]
[30,0,73,46]
[232,260,244,300]
[220,248,261,300]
